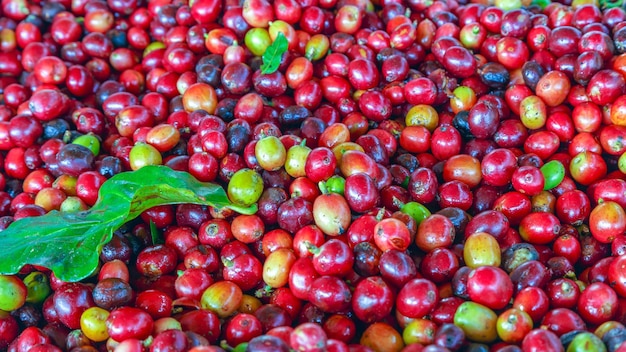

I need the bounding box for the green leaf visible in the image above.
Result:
[260,32,288,75]
[530,0,551,8]
[150,220,162,245]
[0,166,256,282]
[600,0,624,8]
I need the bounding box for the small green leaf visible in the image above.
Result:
[150,220,162,245]
[531,0,551,9]
[260,32,288,75]
[601,0,624,8]
[0,166,256,282]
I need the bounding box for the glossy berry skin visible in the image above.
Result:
[135,244,178,277]
[290,322,328,352]
[518,212,561,245]
[106,306,154,341]
[4,0,626,350]
[308,276,352,313]
[224,313,263,347]
[396,278,439,319]
[311,239,354,277]
[135,290,173,319]
[577,282,619,326]
[7,326,51,352]
[53,283,96,330]
[0,275,27,312]
[0,311,19,349]
[305,147,337,183]
[351,276,394,323]
[466,266,513,310]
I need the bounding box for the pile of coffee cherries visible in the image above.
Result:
[3,0,626,350]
